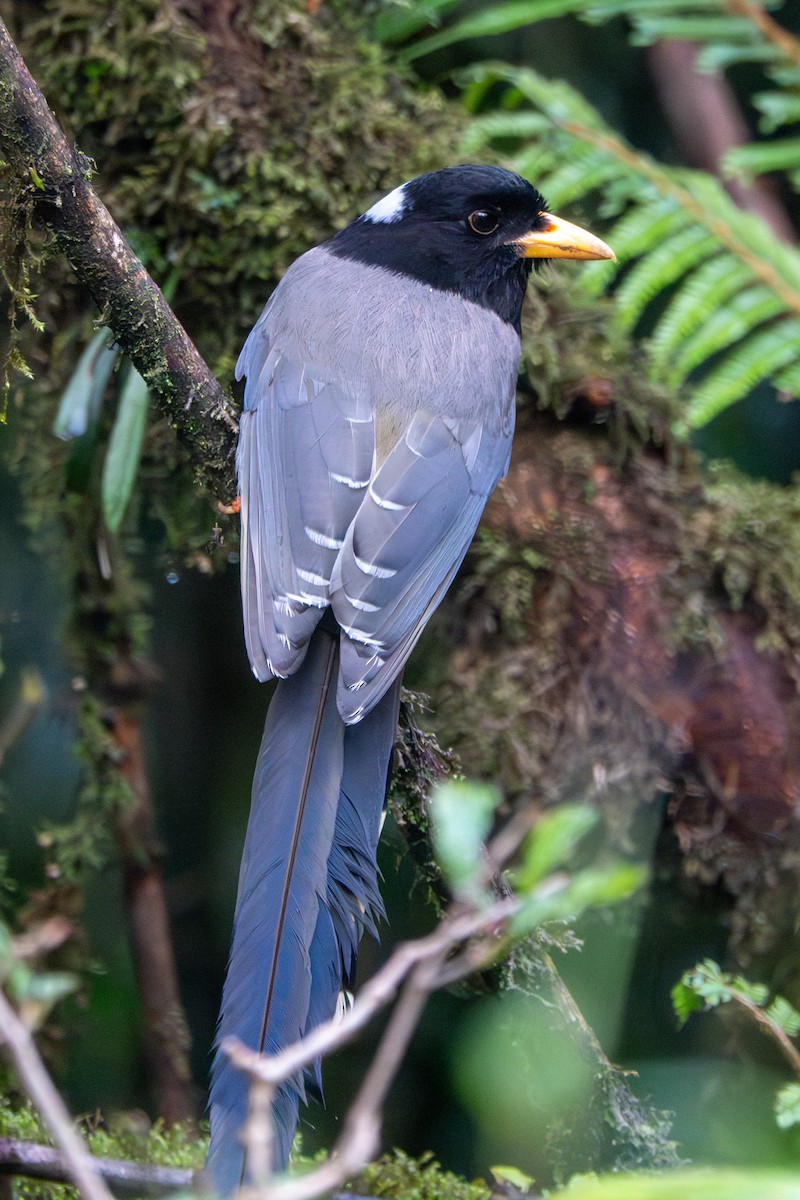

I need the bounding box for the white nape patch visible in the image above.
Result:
[363,183,408,223]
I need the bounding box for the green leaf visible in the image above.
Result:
[598,200,682,267]
[671,979,704,1027]
[630,14,756,45]
[614,225,719,331]
[649,256,751,372]
[510,862,645,937]
[429,780,499,900]
[101,363,150,533]
[725,137,800,181]
[515,805,598,891]
[765,996,800,1038]
[585,0,724,19]
[772,358,800,395]
[752,90,800,134]
[676,959,733,1009]
[685,316,800,427]
[545,1166,800,1200]
[775,1083,800,1130]
[534,156,620,209]
[401,0,598,60]
[373,0,464,45]
[53,327,119,440]
[667,287,786,387]
[462,110,552,148]
[491,1165,535,1190]
[697,40,783,71]
[675,959,773,1012]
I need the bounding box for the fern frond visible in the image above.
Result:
[629,14,757,43]
[463,64,800,423]
[381,0,800,184]
[667,286,786,385]
[683,315,800,427]
[649,257,753,371]
[772,359,800,393]
[614,228,719,331]
[726,137,800,179]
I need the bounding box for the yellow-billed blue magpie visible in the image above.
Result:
[207,164,614,1191]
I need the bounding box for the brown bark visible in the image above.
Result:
[111,714,196,1125]
[433,410,800,979]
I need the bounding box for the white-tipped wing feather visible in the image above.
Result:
[331,410,512,720]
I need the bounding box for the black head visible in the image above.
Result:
[328,165,550,331]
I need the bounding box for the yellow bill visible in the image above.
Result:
[514,212,616,261]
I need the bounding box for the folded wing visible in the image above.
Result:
[331,407,513,722]
[237,333,374,679]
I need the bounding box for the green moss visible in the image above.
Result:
[682,463,800,667]
[518,279,678,454]
[350,1149,490,1200]
[0,1099,206,1200]
[14,0,462,378]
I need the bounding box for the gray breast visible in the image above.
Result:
[242,246,521,439]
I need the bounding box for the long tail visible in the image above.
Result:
[207,625,399,1193]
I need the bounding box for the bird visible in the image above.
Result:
[207,163,614,1192]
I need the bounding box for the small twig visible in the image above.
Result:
[224,897,519,1091]
[265,964,439,1200]
[226,899,520,1199]
[0,989,113,1200]
[0,1139,196,1197]
[241,1078,276,1189]
[732,994,800,1078]
[225,808,543,1198]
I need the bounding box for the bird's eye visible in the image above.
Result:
[467,210,500,236]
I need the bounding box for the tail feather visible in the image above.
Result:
[207,628,399,1193]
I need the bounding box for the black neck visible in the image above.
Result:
[328,222,532,331]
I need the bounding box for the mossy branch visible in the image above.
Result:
[0,16,238,502]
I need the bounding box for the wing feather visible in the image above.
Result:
[330,410,513,721]
[237,335,373,679]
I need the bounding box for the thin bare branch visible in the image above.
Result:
[0,1138,196,1198]
[224,896,519,1091]
[224,893,520,1199]
[0,989,113,1200]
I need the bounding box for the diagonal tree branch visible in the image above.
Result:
[0,16,239,502]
